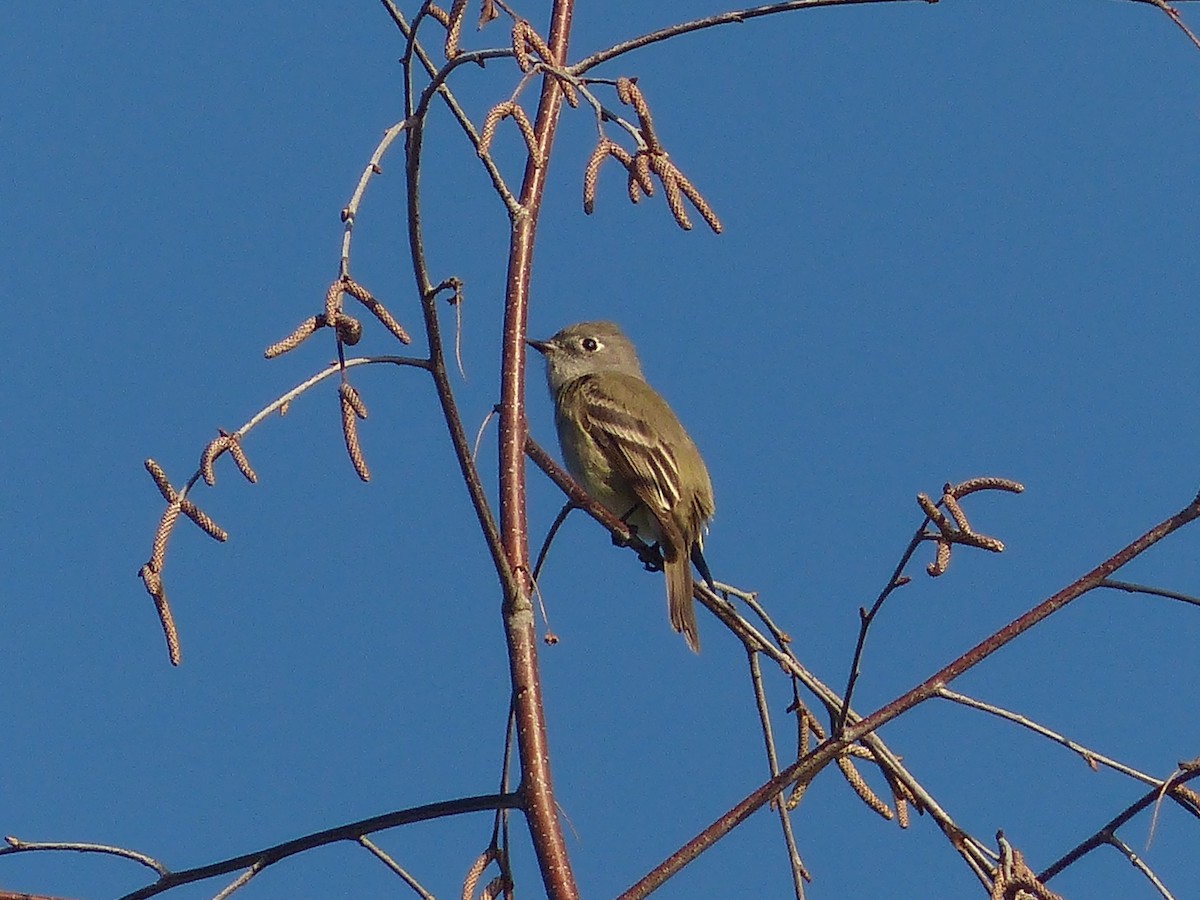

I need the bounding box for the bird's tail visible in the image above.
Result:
[666,554,700,653]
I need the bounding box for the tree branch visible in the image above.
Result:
[570,0,927,76]
[495,3,580,898]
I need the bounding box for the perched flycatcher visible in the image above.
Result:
[528,321,715,652]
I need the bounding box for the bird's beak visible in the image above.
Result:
[526,338,550,355]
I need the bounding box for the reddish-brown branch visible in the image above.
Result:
[618,741,843,900]
[495,2,579,898]
[620,492,1200,895]
[844,492,1200,746]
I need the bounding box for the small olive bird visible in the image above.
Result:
[528,321,716,652]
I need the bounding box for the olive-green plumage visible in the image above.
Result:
[529,321,715,652]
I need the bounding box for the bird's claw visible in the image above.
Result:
[638,542,665,573]
[612,520,638,548]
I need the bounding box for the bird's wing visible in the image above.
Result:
[575,374,686,556]
[574,373,702,650]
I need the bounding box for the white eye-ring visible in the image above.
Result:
[581,337,601,352]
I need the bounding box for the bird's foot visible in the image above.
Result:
[638,542,665,573]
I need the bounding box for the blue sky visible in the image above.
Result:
[3,3,1199,898]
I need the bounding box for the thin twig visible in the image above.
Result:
[358,836,436,899]
[1098,578,1200,608]
[138,356,428,664]
[936,687,1164,787]
[619,493,1200,897]
[1039,766,1200,883]
[380,0,521,213]
[1103,833,1175,900]
[571,0,924,76]
[473,405,499,463]
[718,582,792,647]
[0,838,168,876]
[211,862,262,900]
[110,794,522,900]
[532,501,575,581]
[844,493,1200,747]
[1137,0,1200,51]
[403,50,515,593]
[838,479,1022,731]
[835,519,925,734]
[341,120,410,278]
[748,651,809,898]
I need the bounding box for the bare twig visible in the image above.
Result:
[1102,832,1176,900]
[211,862,262,900]
[1,837,168,876]
[139,356,427,664]
[837,478,1022,732]
[1038,765,1200,883]
[571,0,926,76]
[936,687,1165,787]
[358,836,436,899]
[1137,0,1200,51]
[532,501,575,582]
[619,492,1200,897]
[380,1,521,212]
[110,793,522,900]
[1098,578,1200,608]
[747,652,809,898]
[719,582,793,648]
[340,120,410,278]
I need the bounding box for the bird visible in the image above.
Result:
[528,321,715,651]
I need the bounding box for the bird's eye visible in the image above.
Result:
[581,337,600,352]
